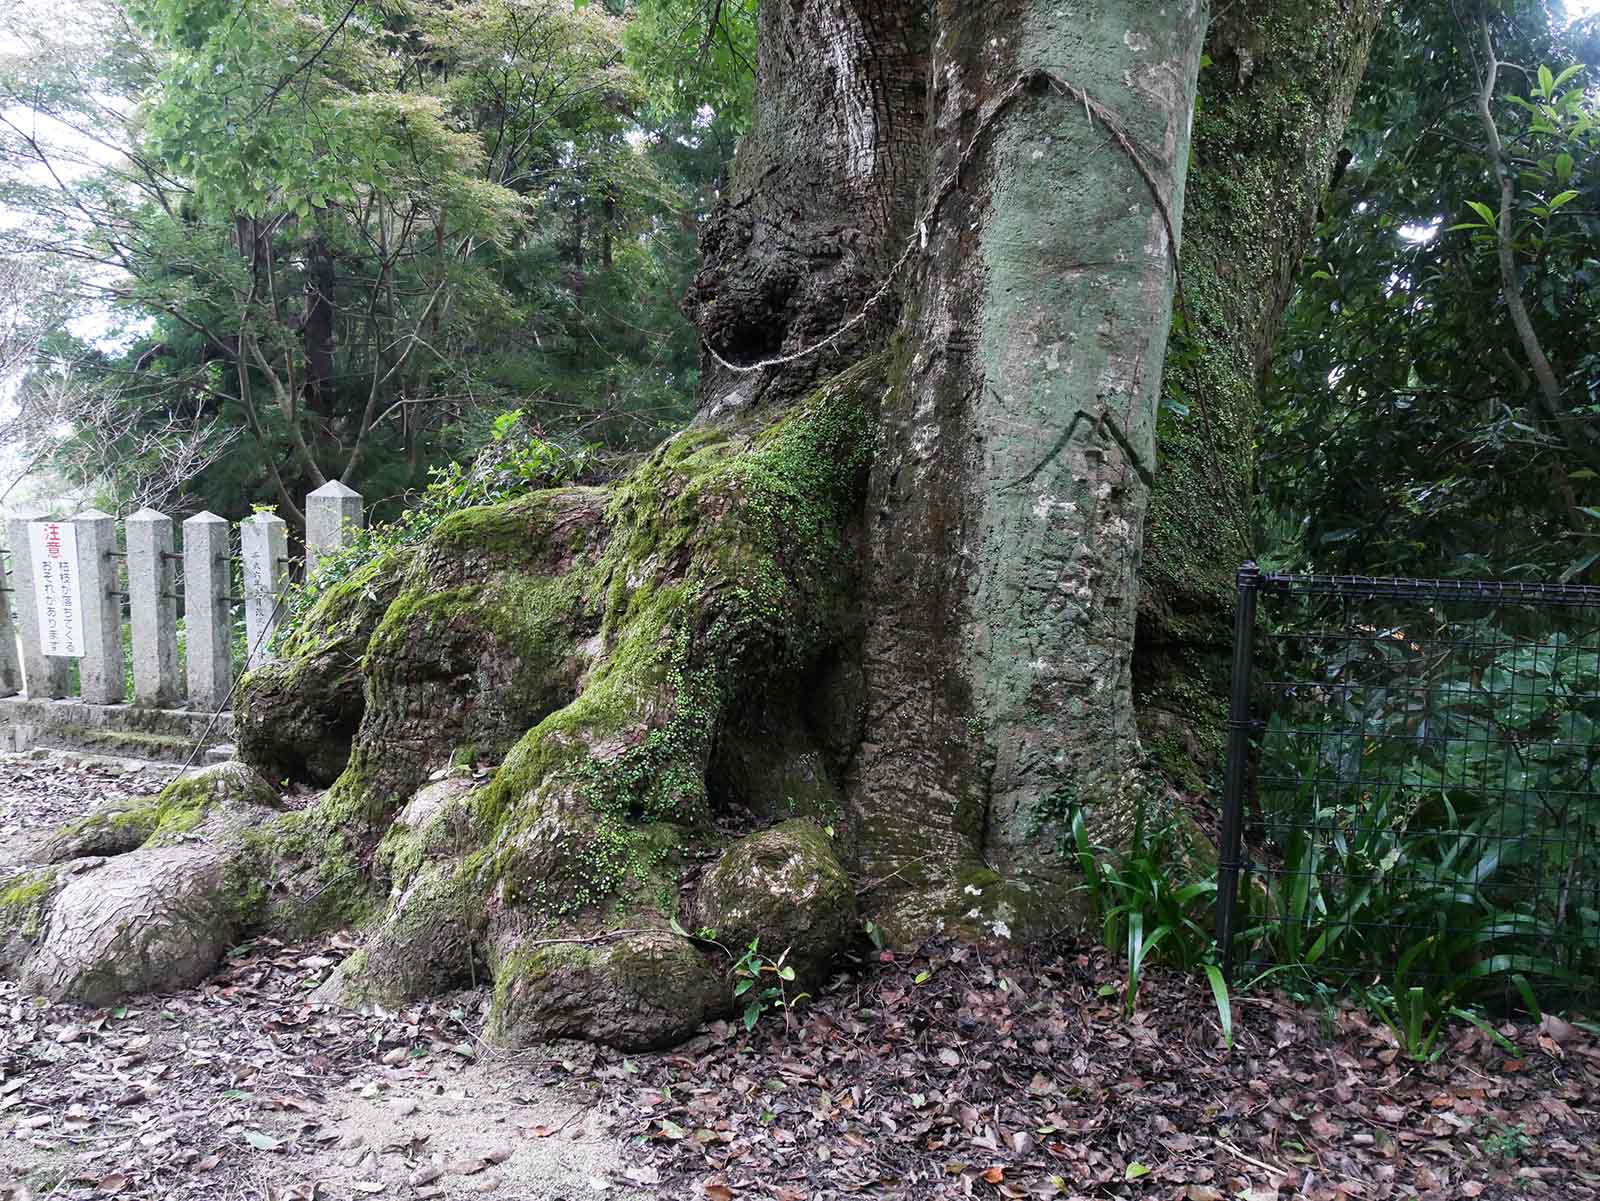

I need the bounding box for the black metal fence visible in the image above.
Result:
[1216,564,1600,1012]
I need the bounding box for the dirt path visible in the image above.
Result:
[4,752,1599,1201]
[0,753,655,1201]
[0,752,175,872]
[0,936,658,1201]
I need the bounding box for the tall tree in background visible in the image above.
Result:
[5,1,1385,1051]
[0,0,716,520]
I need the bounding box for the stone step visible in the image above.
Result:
[0,696,233,764]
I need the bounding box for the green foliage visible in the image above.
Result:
[669,919,809,1030]
[1265,2,1600,582]
[1484,1120,1534,1163]
[729,937,805,1031]
[1232,613,1600,1034]
[1062,805,1233,1047]
[622,0,756,132]
[0,0,727,517]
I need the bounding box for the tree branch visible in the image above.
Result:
[1474,17,1600,475]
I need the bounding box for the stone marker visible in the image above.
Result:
[183,512,232,711]
[126,508,180,706]
[6,517,69,699]
[0,534,22,698]
[240,512,288,670]
[74,509,126,704]
[306,479,364,577]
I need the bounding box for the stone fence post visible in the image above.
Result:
[6,516,69,700]
[127,508,180,706]
[183,512,232,710]
[75,509,126,705]
[306,480,364,577]
[240,512,288,670]
[0,540,21,698]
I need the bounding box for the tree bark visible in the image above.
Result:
[1134,0,1385,798]
[683,0,928,419]
[853,1,1207,915]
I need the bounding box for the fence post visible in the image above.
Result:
[0,541,21,698]
[75,509,126,705]
[240,512,288,670]
[126,508,181,706]
[1216,561,1261,980]
[306,480,364,577]
[184,512,232,711]
[6,517,69,699]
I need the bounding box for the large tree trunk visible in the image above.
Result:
[853,0,1206,926]
[1134,0,1385,797]
[3,0,1376,1050]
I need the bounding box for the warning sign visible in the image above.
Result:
[29,520,84,658]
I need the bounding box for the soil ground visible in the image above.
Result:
[2,752,1598,1201]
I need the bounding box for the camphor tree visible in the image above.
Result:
[0,0,1382,1050]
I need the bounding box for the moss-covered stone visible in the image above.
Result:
[18,844,243,1006]
[696,820,856,990]
[487,930,727,1051]
[219,360,880,1045]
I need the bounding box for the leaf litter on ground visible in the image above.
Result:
[2,752,1598,1200]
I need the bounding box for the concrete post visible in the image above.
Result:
[0,537,22,698]
[306,480,364,576]
[6,517,69,699]
[74,509,126,704]
[126,508,180,706]
[240,512,288,670]
[183,512,232,711]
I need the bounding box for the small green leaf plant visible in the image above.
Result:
[1063,804,1234,1049]
[669,919,810,1030]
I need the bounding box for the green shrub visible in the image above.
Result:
[276,423,597,642]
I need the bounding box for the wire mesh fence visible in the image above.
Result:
[1216,564,1600,1014]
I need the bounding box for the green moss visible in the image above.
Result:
[425,488,605,562]
[1140,6,1380,796]
[1,869,58,938]
[292,356,882,939]
[489,941,595,1024]
[142,767,264,838]
[45,725,202,759]
[276,549,411,661]
[463,360,882,916]
[374,785,476,894]
[243,811,375,937]
[956,865,1003,891]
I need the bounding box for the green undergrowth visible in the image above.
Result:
[1079,611,1600,1061]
